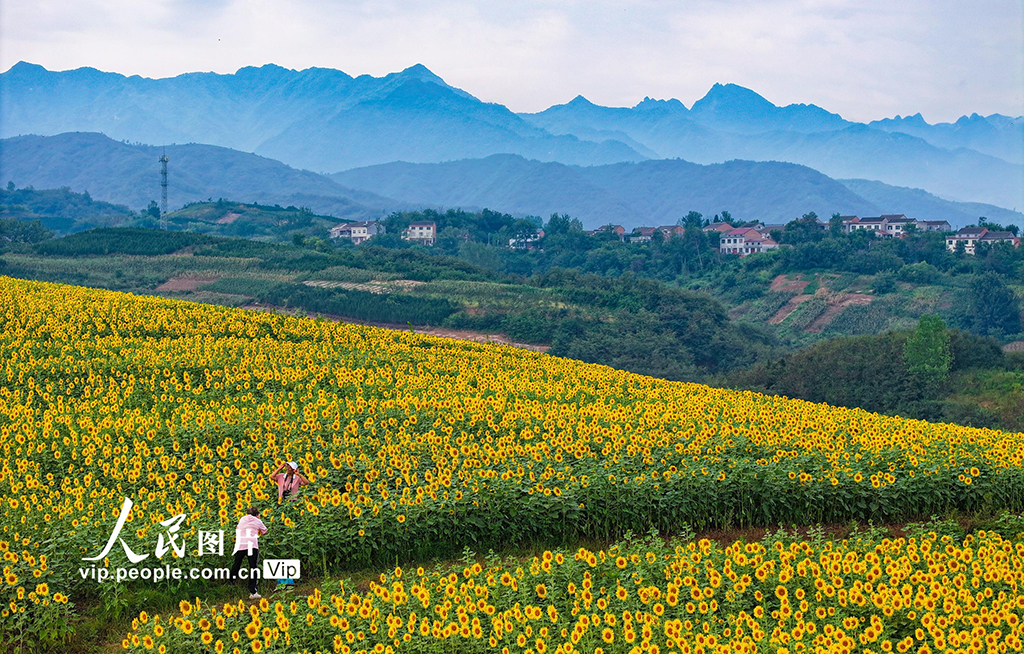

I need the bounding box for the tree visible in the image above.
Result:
[146,200,161,219]
[5,182,14,192]
[828,213,844,238]
[965,272,1021,336]
[680,211,704,230]
[781,212,825,244]
[545,213,582,235]
[903,314,952,391]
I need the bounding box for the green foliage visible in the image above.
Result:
[0,186,132,234]
[32,228,213,256]
[0,218,52,246]
[903,314,952,389]
[870,272,897,294]
[726,325,1020,430]
[783,296,828,331]
[258,283,458,326]
[898,261,943,284]
[743,291,796,322]
[959,272,1022,337]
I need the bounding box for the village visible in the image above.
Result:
[329,213,1021,256]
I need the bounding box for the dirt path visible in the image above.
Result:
[805,294,872,333]
[768,294,812,324]
[240,303,550,352]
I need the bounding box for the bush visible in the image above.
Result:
[898,262,942,284]
[871,273,897,294]
[257,284,458,326]
[34,228,213,256]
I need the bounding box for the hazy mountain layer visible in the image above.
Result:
[4,132,1018,231]
[334,155,1023,230]
[837,179,1024,227]
[0,132,402,219]
[332,154,882,228]
[0,62,643,173]
[869,113,1024,165]
[523,95,1024,210]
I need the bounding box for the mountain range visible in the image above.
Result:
[2,62,1021,212]
[3,132,1018,231]
[521,91,1024,210]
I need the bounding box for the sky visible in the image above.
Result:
[1,0,1022,123]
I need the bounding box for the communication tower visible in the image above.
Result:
[159,151,169,229]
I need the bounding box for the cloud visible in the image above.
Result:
[1,0,1021,122]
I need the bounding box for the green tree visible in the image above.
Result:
[680,211,704,230]
[966,272,1022,336]
[545,213,582,235]
[903,314,952,390]
[828,213,844,238]
[146,200,160,219]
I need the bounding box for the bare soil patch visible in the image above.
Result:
[770,274,810,294]
[155,275,222,292]
[216,212,242,224]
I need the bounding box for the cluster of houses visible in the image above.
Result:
[327,215,1019,257]
[839,215,1019,253]
[328,220,438,245]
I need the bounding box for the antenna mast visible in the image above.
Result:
[159,150,169,229]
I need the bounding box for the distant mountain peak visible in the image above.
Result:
[5,61,48,76]
[691,83,775,114]
[383,63,477,100]
[396,63,444,83]
[567,95,595,106]
[633,97,688,112]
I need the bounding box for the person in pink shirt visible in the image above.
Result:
[271,461,309,503]
[231,507,267,599]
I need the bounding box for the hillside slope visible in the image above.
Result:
[0,132,402,217]
[335,154,884,228]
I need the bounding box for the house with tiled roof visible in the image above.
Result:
[586,224,627,240]
[720,227,779,256]
[630,227,658,243]
[946,227,1020,254]
[842,215,952,238]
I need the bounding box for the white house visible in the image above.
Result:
[402,221,437,245]
[720,227,779,256]
[946,227,1020,254]
[330,221,384,244]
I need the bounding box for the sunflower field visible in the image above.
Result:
[124,529,1024,654]
[1,276,1024,651]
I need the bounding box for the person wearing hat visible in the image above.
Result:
[271,460,310,503]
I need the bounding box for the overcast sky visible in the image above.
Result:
[2,0,1021,123]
